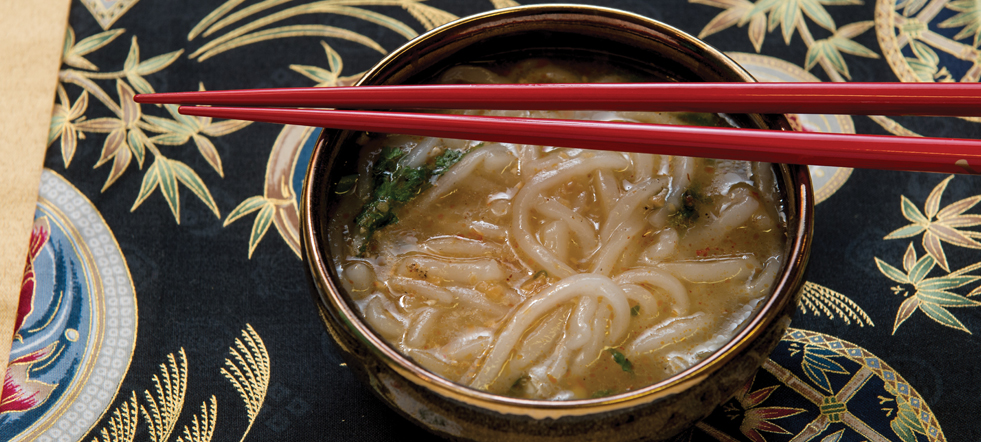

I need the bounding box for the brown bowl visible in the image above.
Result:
[301,4,813,441]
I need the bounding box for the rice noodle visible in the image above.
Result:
[615,268,690,315]
[536,197,599,253]
[512,153,630,278]
[470,274,630,390]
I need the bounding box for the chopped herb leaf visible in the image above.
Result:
[509,374,530,396]
[668,187,710,229]
[334,174,358,195]
[607,348,633,373]
[591,389,615,398]
[352,145,471,254]
[433,149,464,175]
[532,270,549,280]
[676,112,723,127]
[630,305,640,316]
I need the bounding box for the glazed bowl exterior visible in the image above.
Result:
[301,4,814,441]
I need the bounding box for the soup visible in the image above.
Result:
[327,59,788,401]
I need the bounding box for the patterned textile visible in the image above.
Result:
[2,0,980,440]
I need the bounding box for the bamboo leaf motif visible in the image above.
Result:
[196,24,386,62]
[48,86,89,167]
[489,0,521,8]
[799,0,836,32]
[158,158,182,223]
[171,159,222,219]
[908,253,935,284]
[919,302,971,333]
[91,391,139,442]
[748,13,767,51]
[906,57,937,82]
[878,239,981,334]
[917,289,980,306]
[62,26,75,64]
[249,204,277,258]
[939,0,981,47]
[132,160,162,211]
[885,176,981,272]
[901,195,929,224]
[324,39,342,74]
[696,0,754,40]
[909,39,940,67]
[135,49,185,76]
[141,349,189,442]
[123,37,139,73]
[221,324,270,442]
[188,0,248,40]
[192,135,225,177]
[149,132,193,146]
[224,196,268,226]
[884,383,928,441]
[797,282,874,326]
[903,243,917,272]
[903,0,930,16]
[189,0,433,62]
[886,224,926,239]
[176,396,218,442]
[127,127,147,168]
[831,35,879,58]
[821,430,845,442]
[918,275,980,292]
[291,41,364,87]
[875,258,909,284]
[224,195,292,257]
[800,345,847,392]
[694,0,877,81]
[65,28,125,70]
[199,118,252,137]
[834,20,874,39]
[893,296,920,334]
[104,137,133,192]
[403,1,459,30]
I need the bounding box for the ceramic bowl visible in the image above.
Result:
[301,4,813,441]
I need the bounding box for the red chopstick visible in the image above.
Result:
[136,83,981,116]
[177,105,981,175]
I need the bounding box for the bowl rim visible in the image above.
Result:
[301,3,814,417]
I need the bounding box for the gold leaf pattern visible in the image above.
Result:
[884,175,981,272]
[91,392,139,442]
[489,0,520,8]
[221,324,270,442]
[798,282,874,326]
[176,396,218,442]
[876,243,981,334]
[692,0,878,82]
[141,349,189,442]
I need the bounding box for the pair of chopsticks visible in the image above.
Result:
[134,83,981,175]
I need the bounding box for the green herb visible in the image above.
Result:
[676,112,723,127]
[532,270,549,280]
[352,146,470,254]
[668,187,710,229]
[433,148,464,175]
[607,348,633,373]
[334,174,358,195]
[509,374,530,396]
[630,305,640,316]
[591,389,615,398]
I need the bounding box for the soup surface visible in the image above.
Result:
[327,60,788,400]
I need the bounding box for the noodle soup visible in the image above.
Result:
[327,60,788,401]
